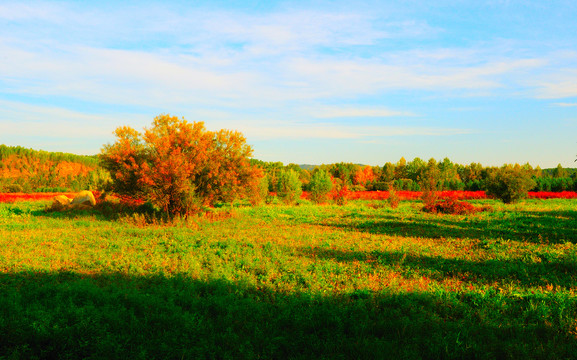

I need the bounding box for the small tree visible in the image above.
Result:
[309,169,333,203]
[99,114,262,215]
[387,184,400,209]
[419,158,441,210]
[256,174,270,204]
[485,164,536,204]
[552,163,567,178]
[330,177,349,206]
[275,169,302,204]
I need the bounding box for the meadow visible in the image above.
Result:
[1,196,577,359]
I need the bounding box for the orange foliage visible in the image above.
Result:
[353,165,375,186]
[99,114,262,215]
[0,155,93,179]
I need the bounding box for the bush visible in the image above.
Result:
[99,114,263,216]
[256,175,270,205]
[419,158,441,208]
[485,164,536,203]
[423,197,490,215]
[308,169,333,203]
[349,185,366,192]
[330,178,349,206]
[275,169,302,204]
[387,184,400,209]
[420,178,439,210]
[6,184,24,193]
[37,187,70,193]
[368,181,389,191]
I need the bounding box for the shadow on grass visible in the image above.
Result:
[317,209,577,244]
[295,246,577,289]
[1,270,575,360]
[25,201,160,223]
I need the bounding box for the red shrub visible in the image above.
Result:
[331,184,350,205]
[423,197,490,215]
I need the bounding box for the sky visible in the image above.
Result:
[1,0,576,168]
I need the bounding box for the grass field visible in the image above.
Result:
[1,198,577,359]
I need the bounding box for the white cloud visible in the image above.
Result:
[0,100,145,138]
[0,3,64,21]
[2,38,544,110]
[535,71,577,99]
[0,2,560,110]
[279,56,546,100]
[235,121,473,140]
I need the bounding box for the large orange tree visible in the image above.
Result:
[100,114,263,215]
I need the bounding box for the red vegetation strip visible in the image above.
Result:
[528,191,577,199]
[2,190,576,204]
[302,191,577,201]
[0,193,77,203]
[346,191,487,201]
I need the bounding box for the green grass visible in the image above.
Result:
[1,199,577,359]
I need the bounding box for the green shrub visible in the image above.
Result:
[308,170,333,203]
[275,169,302,204]
[419,158,441,209]
[485,164,536,203]
[6,184,24,193]
[37,187,70,193]
[257,175,271,204]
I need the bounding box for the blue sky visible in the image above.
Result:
[1,0,576,168]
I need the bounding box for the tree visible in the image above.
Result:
[99,114,262,215]
[438,157,459,183]
[275,169,302,204]
[308,169,333,203]
[353,165,375,186]
[254,174,270,205]
[330,162,359,186]
[380,162,395,182]
[394,157,407,179]
[419,158,441,209]
[485,164,536,204]
[552,164,567,178]
[406,157,426,182]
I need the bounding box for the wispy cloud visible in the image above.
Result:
[0,100,144,138]
[311,106,414,118]
[235,121,473,140]
[534,71,577,99]
[0,3,65,21]
[553,102,577,107]
[0,2,556,110]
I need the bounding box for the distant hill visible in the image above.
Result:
[298,164,319,171]
[0,145,109,192]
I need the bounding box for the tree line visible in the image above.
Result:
[0,144,110,193]
[254,158,577,194]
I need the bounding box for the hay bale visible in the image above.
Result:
[51,195,71,211]
[70,191,96,207]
